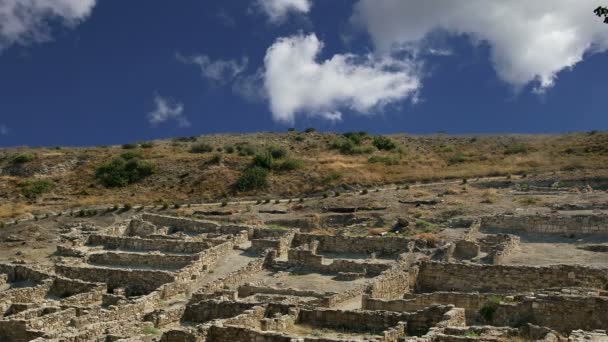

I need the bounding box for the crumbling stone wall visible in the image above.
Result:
[142,213,253,236]
[182,300,257,323]
[87,251,198,270]
[481,214,608,235]
[87,235,217,253]
[478,234,520,264]
[366,265,412,299]
[291,233,415,256]
[415,262,608,293]
[493,294,608,334]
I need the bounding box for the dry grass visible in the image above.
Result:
[0,132,607,217]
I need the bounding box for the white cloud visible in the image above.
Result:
[0,125,8,135]
[352,0,608,91]
[263,33,420,123]
[148,95,189,128]
[256,0,311,23]
[0,0,96,51]
[176,53,248,84]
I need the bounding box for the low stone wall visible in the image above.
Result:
[142,213,253,236]
[86,235,216,254]
[182,300,257,323]
[493,294,608,334]
[366,264,412,300]
[0,264,50,284]
[55,265,176,295]
[415,262,608,293]
[287,247,392,276]
[480,214,608,236]
[291,233,416,256]
[363,292,494,321]
[192,253,269,297]
[478,234,520,265]
[87,251,197,270]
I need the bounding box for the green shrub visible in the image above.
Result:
[172,136,197,142]
[122,143,137,149]
[235,167,269,192]
[123,203,133,211]
[224,145,235,154]
[415,219,436,232]
[274,158,304,172]
[266,145,288,159]
[95,155,154,188]
[287,128,296,132]
[142,326,161,335]
[190,142,213,154]
[368,155,399,165]
[372,136,397,151]
[236,144,256,156]
[447,152,468,165]
[479,296,502,321]
[343,131,368,145]
[330,139,374,155]
[505,143,528,155]
[12,153,35,164]
[252,151,274,169]
[20,179,54,199]
[140,141,154,148]
[120,150,143,160]
[304,127,316,133]
[294,135,305,142]
[207,154,222,165]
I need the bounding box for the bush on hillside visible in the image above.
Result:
[12,153,35,164]
[20,179,55,199]
[95,155,154,188]
[190,142,213,153]
[372,136,397,151]
[252,151,274,169]
[234,167,269,192]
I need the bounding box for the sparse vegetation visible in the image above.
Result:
[505,143,529,155]
[368,155,399,165]
[20,179,55,199]
[190,142,213,154]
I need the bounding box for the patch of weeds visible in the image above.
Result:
[142,326,161,335]
[505,143,528,155]
[274,158,304,172]
[447,152,468,165]
[479,296,502,322]
[516,196,539,206]
[121,143,137,149]
[20,179,54,199]
[372,135,397,151]
[368,155,400,165]
[415,219,436,233]
[190,142,213,154]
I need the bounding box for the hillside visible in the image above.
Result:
[1,131,607,219]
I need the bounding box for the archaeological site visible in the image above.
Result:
[1,169,608,342]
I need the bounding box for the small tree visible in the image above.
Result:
[594,6,608,23]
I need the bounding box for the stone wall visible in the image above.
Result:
[415,262,608,293]
[363,292,494,321]
[55,265,176,295]
[480,214,608,236]
[193,253,269,297]
[291,233,416,256]
[86,235,216,254]
[142,213,253,236]
[87,251,197,270]
[286,245,392,276]
[182,300,257,323]
[366,264,412,300]
[477,234,520,265]
[493,294,608,334]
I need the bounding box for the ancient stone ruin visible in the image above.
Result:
[2,207,608,341]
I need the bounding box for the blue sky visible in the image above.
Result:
[0,0,607,147]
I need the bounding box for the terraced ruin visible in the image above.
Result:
[1,175,608,341]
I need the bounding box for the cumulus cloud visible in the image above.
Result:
[176,53,248,84]
[352,0,608,91]
[0,0,96,51]
[263,33,420,123]
[148,95,189,128]
[256,0,311,23]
